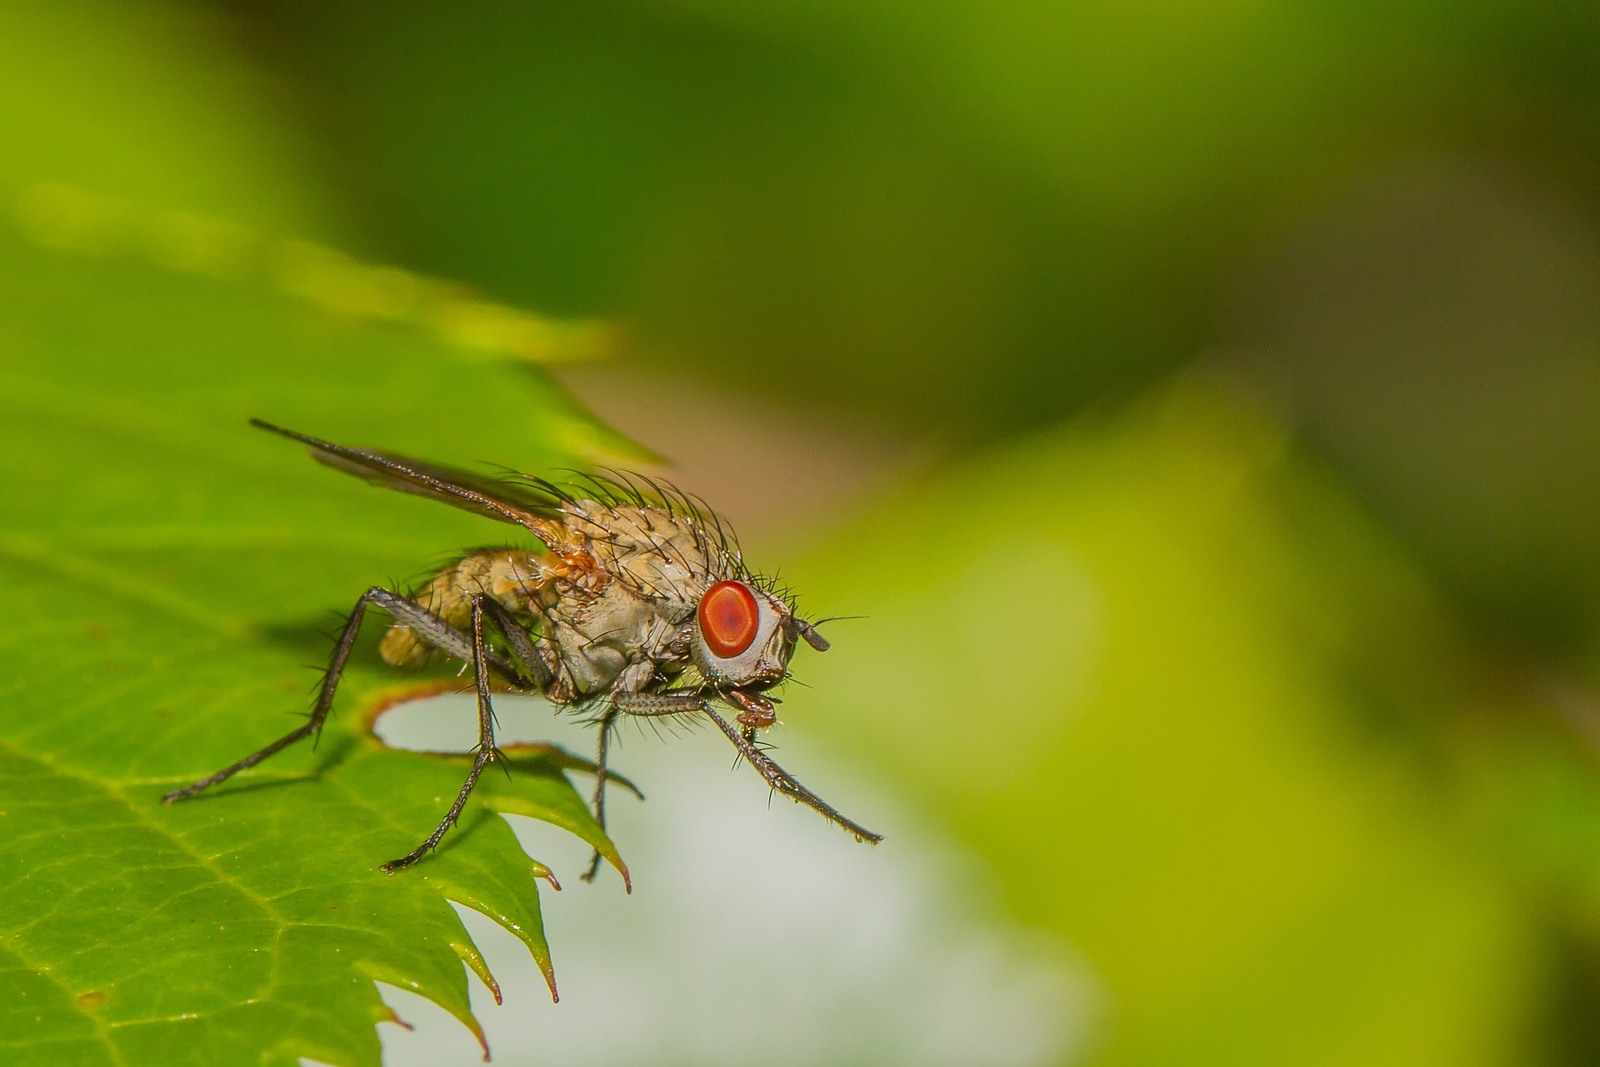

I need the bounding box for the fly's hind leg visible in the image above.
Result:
[163,587,517,803]
[381,595,502,873]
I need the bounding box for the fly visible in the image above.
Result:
[164,420,881,880]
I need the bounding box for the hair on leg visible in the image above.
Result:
[612,692,708,716]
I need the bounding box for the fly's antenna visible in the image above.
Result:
[787,614,861,652]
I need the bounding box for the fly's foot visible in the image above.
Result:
[380,841,438,874]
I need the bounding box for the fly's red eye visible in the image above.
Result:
[699,581,761,658]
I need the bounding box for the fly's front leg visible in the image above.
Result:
[612,692,712,717]
[381,595,500,873]
[613,691,883,842]
[163,587,509,803]
[701,704,884,844]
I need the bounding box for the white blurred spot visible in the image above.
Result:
[371,693,1098,1066]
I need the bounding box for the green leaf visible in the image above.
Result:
[0,200,634,1065]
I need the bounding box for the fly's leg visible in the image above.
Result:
[381,595,500,873]
[700,703,884,844]
[477,597,556,693]
[610,692,884,841]
[579,708,621,885]
[163,587,514,803]
[579,659,660,886]
[575,693,699,886]
[612,692,709,717]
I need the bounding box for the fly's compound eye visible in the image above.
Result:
[698,581,761,659]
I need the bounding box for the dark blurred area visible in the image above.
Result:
[217,0,1600,658]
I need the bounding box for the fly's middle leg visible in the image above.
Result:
[478,597,556,692]
[579,659,661,887]
[574,691,706,884]
[381,595,501,873]
[579,708,622,887]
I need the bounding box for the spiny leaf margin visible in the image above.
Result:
[0,216,628,1066]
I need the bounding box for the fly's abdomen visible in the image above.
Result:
[379,548,547,666]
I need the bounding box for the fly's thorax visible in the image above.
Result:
[545,578,685,694]
[690,581,797,689]
[564,501,725,613]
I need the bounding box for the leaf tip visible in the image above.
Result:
[474,1023,492,1062]
[451,940,503,1006]
[532,861,562,891]
[540,957,560,1004]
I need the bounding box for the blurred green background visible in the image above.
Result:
[16,0,1600,1062]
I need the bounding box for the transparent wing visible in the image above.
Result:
[251,419,571,544]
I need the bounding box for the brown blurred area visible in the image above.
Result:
[553,361,930,547]
[1219,154,1600,655]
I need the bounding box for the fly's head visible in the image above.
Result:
[689,578,830,727]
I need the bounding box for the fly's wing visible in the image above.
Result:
[251,419,575,549]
